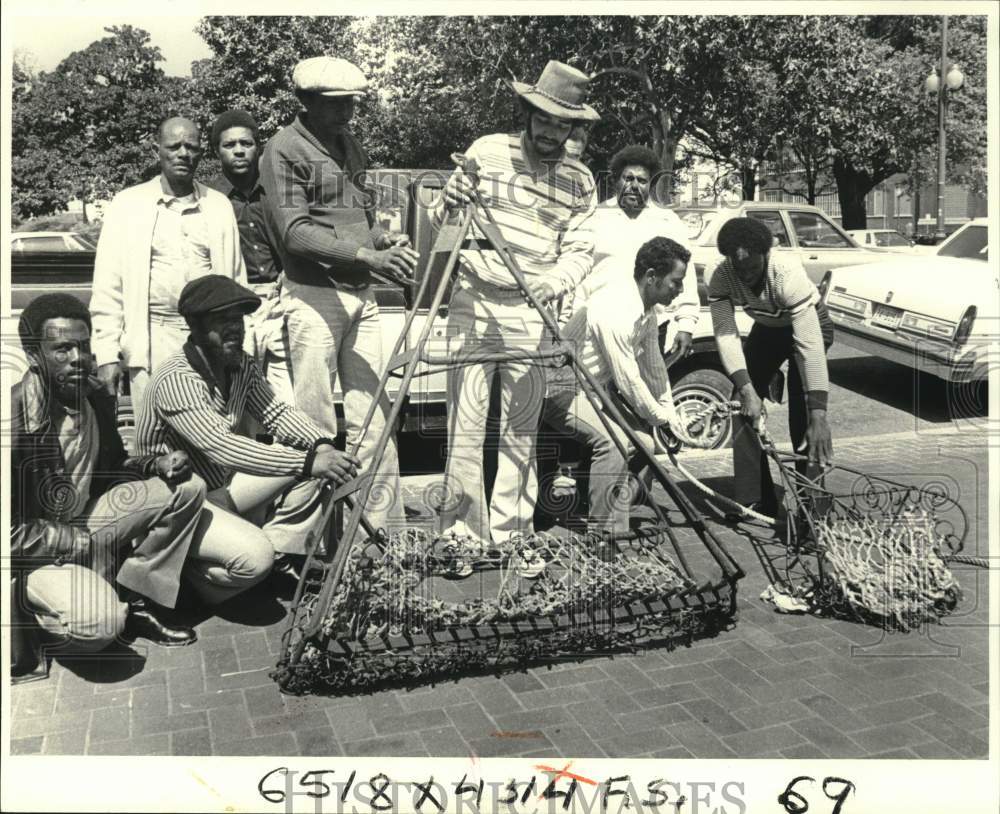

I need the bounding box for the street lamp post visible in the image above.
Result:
[924,16,965,243]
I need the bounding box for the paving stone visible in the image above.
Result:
[446,702,496,739]
[630,683,705,709]
[693,675,758,710]
[582,680,641,714]
[744,678,816,706]
[13,685,57,718]
[732,700,812,731]
[342,731,430,757]
[705,657,766,691]
[837,721,926,753]
[398,684,473,711]
[680,699,747,737]
[536,665,608,689]
[10,736,44,755]
[913,691,989,730]
[780,742,829,759]
[790,716,862,756]
[650,746,694,759]
[243,684,289,719]
[663,720,737,759]
[909,739,964,759]
[912,713,989,758]
[54,686,131,714]
[725,641,782,670]
[132,710,208,736]
[166,666,205,700]
[600,727,676,758]
[867,748,919,759]
[605,659,657,692]
[208,704,254,743]
[419,724,471,756]
[295,727,343,757]
[847,698,933,730]
[171,689,245,714]
[466,734,552,758]
[645,661,719,686]
[796,692,870,732]
[87,733,170,755]
[491,706,572,733]
[501,672,546,693]
[215,733,298,756]
[233,631,271,663]
[619,703,693,732]
[171,728,213,756]
[89,707,131,742]
[722,724,806,755]
[537,723,601,758]
[41,728,88,755]
[755,659,832,684]
[325,703,377,742]
[131,684,169,716]
[371,709,449,736]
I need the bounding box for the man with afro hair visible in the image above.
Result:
[585,143,699,362]
[707,216,834,514]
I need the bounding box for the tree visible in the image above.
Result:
[11,25,196,219]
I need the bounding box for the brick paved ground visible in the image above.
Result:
[9,428,992,759]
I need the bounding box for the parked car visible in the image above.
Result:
[671,201,887,288]
[11,231,97,252]
[821,218,992,383]
[846,228,919,253]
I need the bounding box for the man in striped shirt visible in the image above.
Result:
[432,61,599,553]
[136,277,359,605]
[543,237,686,534]
[707,217,834,513]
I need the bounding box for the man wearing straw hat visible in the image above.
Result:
[432,60,600,568]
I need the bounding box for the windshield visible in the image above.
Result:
[937,225,988,261]
[875,232,911,247]
[672,208,718,242]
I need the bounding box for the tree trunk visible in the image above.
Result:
[657,132,678,204]
[833,157,872,230]
[741,165,757,201]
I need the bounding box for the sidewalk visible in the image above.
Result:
[9,429,992,759]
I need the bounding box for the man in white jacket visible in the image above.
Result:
[90,116,246,410]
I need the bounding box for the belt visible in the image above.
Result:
[149,313,189,328]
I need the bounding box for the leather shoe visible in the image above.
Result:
[123,599,197,647]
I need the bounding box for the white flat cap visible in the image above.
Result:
[292,56,368,97]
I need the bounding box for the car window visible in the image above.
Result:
[68,234,98,251]
[875,232,910,247]
[17,236,70,252]
[789,212,852,248]
[746,210,791,248]
[937,225,988,261]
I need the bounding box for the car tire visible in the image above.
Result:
[671,367,735,450]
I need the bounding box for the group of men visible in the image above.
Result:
[12,55,833,678]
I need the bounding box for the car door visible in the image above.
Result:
[786,209,863,283]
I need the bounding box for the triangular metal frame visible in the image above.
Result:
[275,155,744,691]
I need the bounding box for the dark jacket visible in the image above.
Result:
[10,371,160,569]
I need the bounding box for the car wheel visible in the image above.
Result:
[671,367,734,450]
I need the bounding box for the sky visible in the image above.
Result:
[10,13,213,77]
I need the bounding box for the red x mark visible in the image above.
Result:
[534,760,598,794]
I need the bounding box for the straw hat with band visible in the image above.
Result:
[508,60,600,123]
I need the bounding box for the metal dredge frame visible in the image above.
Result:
[272,155,745,694]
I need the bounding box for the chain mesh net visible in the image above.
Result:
[816,508,961,631]
[276,529,736,693]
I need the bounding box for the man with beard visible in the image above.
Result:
[433,61,599,567]
[136,276,360,603]
[587,144,700,361]
[91,116,246,410]
[12,294,205,680]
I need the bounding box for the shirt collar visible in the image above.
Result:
[209,170,264,201]
[20,368,93,434]
[157,174,202,206]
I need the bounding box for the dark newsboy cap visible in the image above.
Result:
[178,276,261,318]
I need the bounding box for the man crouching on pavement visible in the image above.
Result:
[135,276,359,604]
[12,294,205,680]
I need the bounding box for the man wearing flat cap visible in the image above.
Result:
[260,55,411,537]
[432,60,599,563]
[91,115,246,413]
[136,276,360,604]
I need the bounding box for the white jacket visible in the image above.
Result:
[91,176,246,369]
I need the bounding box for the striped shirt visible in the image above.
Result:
[707,254,829,404]
[431,133,597,297]
[550,273,677,427]
[135,343,326,491]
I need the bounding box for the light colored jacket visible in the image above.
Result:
[91,176,246,369]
